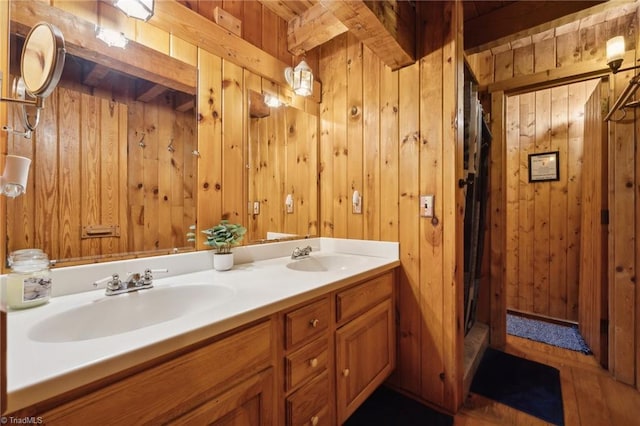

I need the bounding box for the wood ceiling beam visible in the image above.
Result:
[260,0,319,22]
[465,0,610,54]
[83,63,111,87]
[11,1,197,95]
[319,0,415,70]
[151,0,322,103]
[136,81,168,103]
[287,3,348,56]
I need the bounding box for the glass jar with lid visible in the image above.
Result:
[6,248,52,309]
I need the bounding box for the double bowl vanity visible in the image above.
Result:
[5,238,399,425]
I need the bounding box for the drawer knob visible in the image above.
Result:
[309,318,319,328]
[310,415,319,426]
[309,358,319,368]
[342,368,350,377]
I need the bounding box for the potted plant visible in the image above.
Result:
[202,220,247,271]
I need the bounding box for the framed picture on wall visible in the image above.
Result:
[528,151,559,182]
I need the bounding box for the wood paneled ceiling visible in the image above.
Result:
[258,0,614,68]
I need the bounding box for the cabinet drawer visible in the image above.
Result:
[285,298,330,349]
[286,370,330,426]
[336,272,393,323]
[285,337,328,391]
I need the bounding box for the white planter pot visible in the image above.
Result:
[213,252,234,271]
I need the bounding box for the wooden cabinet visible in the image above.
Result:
[14,269,396,425]
[282,297,332,426]
[335,274,395,424]
[173,367,274,425]
[281,271,396,425]
[38,320,275,425]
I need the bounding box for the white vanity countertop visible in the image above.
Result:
[5,237,399,413]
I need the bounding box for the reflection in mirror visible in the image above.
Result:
[6,30,197,265]
[247,90,318,243]
[21,23,65,98]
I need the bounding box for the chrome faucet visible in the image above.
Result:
[93,268,168,296]
[291,245,312,259]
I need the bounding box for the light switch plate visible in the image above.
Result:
[253,201,260,215]
[420,195,434,217]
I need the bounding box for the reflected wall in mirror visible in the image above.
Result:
[6,30,197,264]
[247,90,318,243]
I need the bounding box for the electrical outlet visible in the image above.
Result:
[352,191,362,214]
[285,194,294,214]
[420,195,434,217]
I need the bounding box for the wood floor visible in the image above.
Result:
[455,335,640,425]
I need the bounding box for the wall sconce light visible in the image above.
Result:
[606,36,625,73]
[1,155,31,198]
[263,93,282,108]
[114,0,154,21]
[96,26,129,49]
[285,59,313,97]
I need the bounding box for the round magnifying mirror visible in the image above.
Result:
[20,22,66,99]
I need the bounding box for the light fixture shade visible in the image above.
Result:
[114,0,154,21]
[95,26,129,49]
[1,155,31,198]
[285,60,313,97]
[606,36,625,72]
[263,93,282,108]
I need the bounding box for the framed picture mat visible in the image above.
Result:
[528,151,559,182]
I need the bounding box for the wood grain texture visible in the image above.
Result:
[457,335,640,425]
[579,79,608,367]
[505,81,594,322]
[318,1,464,411]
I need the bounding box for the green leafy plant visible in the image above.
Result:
[202,220,247,254]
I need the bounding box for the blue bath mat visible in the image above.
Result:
[507,314,592,354]
[471,348,564,425]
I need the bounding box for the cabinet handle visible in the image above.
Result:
[342,368,350,377]
[310,415,319,426]
[309,318,319,328]
[309,357,318,368]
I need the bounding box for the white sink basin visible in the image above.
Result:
[286,254,366,272]
[28,284,236,342]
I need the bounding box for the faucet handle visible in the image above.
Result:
[93,274,120,291]
[144,268,168,280]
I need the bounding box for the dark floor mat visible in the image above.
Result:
[344,386,453,426]
[470,347,564,425]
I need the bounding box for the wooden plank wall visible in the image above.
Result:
[247,105,318,241]
[469,2,640,390]
[505,80,597,322]
[176,0,319,79]
[318,1,465,413]
[467,6,637,87]
[6,84,196,261]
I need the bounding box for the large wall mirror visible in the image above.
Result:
[4,1,320,268]
[5,3,198,266]
[247,90,318,243]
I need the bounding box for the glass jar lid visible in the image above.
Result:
[8,248,50,271]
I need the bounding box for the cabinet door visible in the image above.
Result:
[172,368,274,425]
[335,299,395,424]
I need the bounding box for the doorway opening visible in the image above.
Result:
[503,77,605,359]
